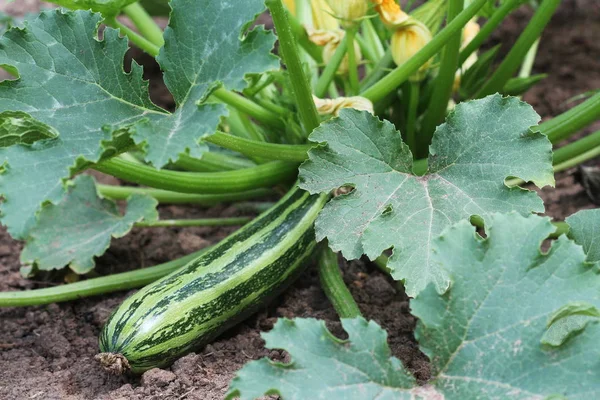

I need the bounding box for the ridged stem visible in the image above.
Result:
[318,247,362,319]
[419,0,464,157]
[122,2,165,47]
[553,130,600,165]
[93,157,298,194]
[542,92,600,144]
[212,88,285,130]
[477,0,562,97]
[0,248,211,307]
[206,131,313,162]
[315,37,348,98]
[346,27,360,96]
[458,0,521,65]
[175,152,255,173]
[266,0,320,133]
[135,217,252,228]
[97,184,273,204]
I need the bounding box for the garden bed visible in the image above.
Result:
[1,0,599,399]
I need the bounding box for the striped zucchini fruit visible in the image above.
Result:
[97,187,327,374]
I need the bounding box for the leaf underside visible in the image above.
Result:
[229,213,600,399]
[0,1,277,242]
[299,94,554,295]
[20,175,157,274]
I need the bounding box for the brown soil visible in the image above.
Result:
[1,1,599,399]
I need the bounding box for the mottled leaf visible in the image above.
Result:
[230,213,600,399]
[45,0,138,16]
[0,4,276,239]
[0,10,163,238]
[299,94,554,295]
[134,0,279,167]
[20,175,157,274]
[227,318,420,400]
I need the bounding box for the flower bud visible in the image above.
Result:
[372,0,409,28]
[311,0,339,31]
[313,95,374,116]
[326,0,369,27]
[309,29,362,75]
[390,20,432,81]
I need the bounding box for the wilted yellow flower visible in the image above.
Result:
[372,0,409,28]
[391,19,433,81]
[308,29,362,75]
[454,19,481,91]
[326,0,369,27]
[313,95,374,116]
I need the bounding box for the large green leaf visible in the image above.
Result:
[44,0,138,16]
[227,318,418,400]
[0,4,276,239]
[0,10,162,239]
[20,175,157,274]
[134,0,279,167]
[298,94,554,295]
[229,213,600,399]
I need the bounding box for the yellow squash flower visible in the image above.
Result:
[372,0,409,28]
[326,0,369,27]
[390,19,433,81]
[308,29,362,75]
[313,95,374,116]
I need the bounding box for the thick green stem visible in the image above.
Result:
[346,27,360,96]
[104,16,160,56]
[406,81,420,152]
[477,0,562,97]
[135,217,252,228]
[177,152,255,172]
[542,92,600,144]
[212,88,285,130]
[360,49,393,92]
[518,38,540,79]
[93,157,298,194]
[315,37,348,98]
[553,145,600,173]
[98,184,273,204]
[175,152,255,173]
[362,0,487,103]
[0,247,212,307]
[287,9,324,63]
[553,130,600,165]
[459,0,521,65]
[122,2,165,47]
[419,0,464,157]
[362,18,385,61]
[206,131,313,162]
[318,247,362,319]
[267,0,320,133]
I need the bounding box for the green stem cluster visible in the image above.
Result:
[362,0,488,103]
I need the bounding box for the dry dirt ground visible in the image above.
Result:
[1,1,599,399]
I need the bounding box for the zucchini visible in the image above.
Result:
[97,187,327,374]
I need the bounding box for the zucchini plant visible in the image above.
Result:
[0,0,599,397]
